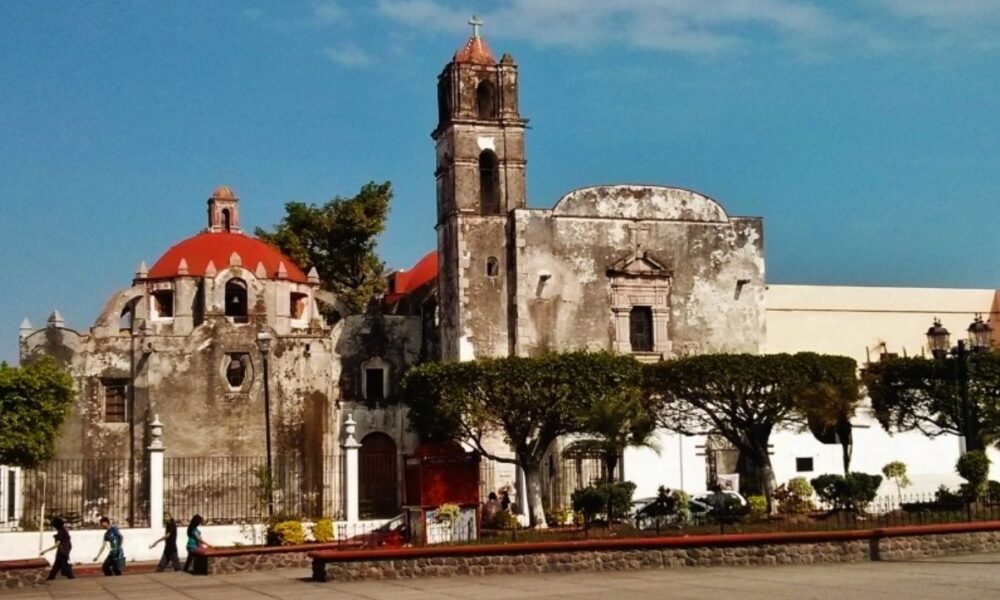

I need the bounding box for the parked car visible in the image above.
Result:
[692,490,748,509]
[630,494,712,528]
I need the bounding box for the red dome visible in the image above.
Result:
[148,232,308,283]
[384,251,438,303]
[453,36,495,64]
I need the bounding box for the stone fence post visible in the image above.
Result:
[343,414,361,523]
[148,415,165,528]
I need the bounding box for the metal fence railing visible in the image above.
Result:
[18,459,145,530]
[163,455,344,524]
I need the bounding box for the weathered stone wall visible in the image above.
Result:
[0,560,48,589]
[510,185,765,358]
[878,530,1000,561]
[202,549,313,575]
[316,541,868,582]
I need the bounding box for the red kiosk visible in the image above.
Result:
[403,440,481,545]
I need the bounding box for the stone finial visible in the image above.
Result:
[136,261,148,279]
[229,252,242,267]
[255,262,267,279]
[205,260,217,277]
[276,262,288,280]
[177,258,190,276]
[307,266,320,285]
[47,311,64,328]
[344,413,360,447]
[148,414,164,450]
[19,318,32,339]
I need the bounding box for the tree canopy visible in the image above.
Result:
[0,357,76,468]
[255,181,391,313]
[401,351,641,527]
[644,353,858,504]
[864,353,1000,452]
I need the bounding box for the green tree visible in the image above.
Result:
[561,357,652,484]
[864,354,1000,453]
[796,380,861,474]
[401,351,639,528]
[881,461,911,502]
[255,181,391,313]
[956,450,991,502]
[645,353,858,507]
[0,357,76,468]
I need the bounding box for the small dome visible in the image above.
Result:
[453,36,495,65]
[210,186,238,201]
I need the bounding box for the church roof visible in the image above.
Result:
[453,36,496,64]
[210,185,238,201]
[148,232,308,283]
[385,250,438,303]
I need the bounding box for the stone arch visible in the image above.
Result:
[479,149,500,215]
[359,432,399,518]
[476,79,496,119]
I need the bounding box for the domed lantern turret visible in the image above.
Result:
[967,314,992,352]
[926,318,951,359]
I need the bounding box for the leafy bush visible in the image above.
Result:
[747,495,768,519]
[774,477,814,515]
[811,472,882,512]
[268,520,306,546]
[435,503,460,524]
[571,481,637,524]
[545,506,572,527]
[956,451,991,502]
[638,486,679,519]
[311,518,334,543]
[988,480,1000,504]
[492,510,521,530]
[882,461,911,498]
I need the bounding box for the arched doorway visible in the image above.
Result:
[359,432,399,518]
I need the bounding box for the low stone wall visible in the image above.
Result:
[315,541,870,582]
[196,543,348,575]
[309,522,1000,583]
[0,559,49,589]
[876,523,1000,561]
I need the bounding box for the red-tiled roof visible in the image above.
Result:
[147,232,308,283]
[385,250,438,303]
[453,36,495,64]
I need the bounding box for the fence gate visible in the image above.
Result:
[359,433,399,518]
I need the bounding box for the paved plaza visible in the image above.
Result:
[5,553,1000,599]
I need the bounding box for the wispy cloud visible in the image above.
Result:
[374,0,999,57]
[374,0,873,57]
[323,43,374,67]
[877,0,1000,49]
[243,1,348,33]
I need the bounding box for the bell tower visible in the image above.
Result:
[435,17,527,360]
[207,186,242,233]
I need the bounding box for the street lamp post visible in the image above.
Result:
[925,315,993,453]
[256,332,274,518]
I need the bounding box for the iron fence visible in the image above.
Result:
[358,453,398,519]
[18,459,145,530]
[163,455,344,524]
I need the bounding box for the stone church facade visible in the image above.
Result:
[16,27,1000,524]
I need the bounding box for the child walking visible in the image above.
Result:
[39,517,75,580]
[149,518,181,572]
[92,516,125,576]
[182,514,210,573]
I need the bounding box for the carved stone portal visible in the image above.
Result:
[608,250,673,360]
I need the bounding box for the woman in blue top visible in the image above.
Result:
[182,514,210,573]
[92,516,124,576]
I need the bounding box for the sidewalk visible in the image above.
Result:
[6,552,1000,599]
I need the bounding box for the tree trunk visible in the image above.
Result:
[604,450,619,484]
[736,429,777,510]
[523,464,547,529]
[837,419,853,474]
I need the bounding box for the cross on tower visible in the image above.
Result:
[469,14,484,39]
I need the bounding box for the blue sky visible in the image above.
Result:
[2,1,999,364]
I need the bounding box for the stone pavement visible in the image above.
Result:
[5,553,1000,599]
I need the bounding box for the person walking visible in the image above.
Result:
[39,517,75,580]
[182,514,210,573]
[92,516,125,576]
[149,518,181,572]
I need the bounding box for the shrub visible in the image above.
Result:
[747,495,768,520]
[435,503,460,524]
[571,481,636,524]
[988,480,1000,504]
[311,518,334,543]
[492,510,521,530]
[774,477,814,515]
[956,450,991,502]
[545,506,572,527]
[268,520,306,546]
[811,472,882,512]
[882,461,911,499]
